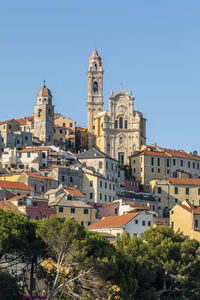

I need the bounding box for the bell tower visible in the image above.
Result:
[87,48,103,149]
[34,81,54,145]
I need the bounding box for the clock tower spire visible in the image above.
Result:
[87,48,103,149]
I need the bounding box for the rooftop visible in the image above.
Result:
[87,212,139,229]
[0,180,33,191]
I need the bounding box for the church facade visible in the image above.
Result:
[87,49,146,165]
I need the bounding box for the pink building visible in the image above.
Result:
[124,178,141,192]
[54,114,76,150]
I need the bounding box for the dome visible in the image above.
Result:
[37,81,52,97]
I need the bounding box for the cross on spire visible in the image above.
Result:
[43,80,46,88]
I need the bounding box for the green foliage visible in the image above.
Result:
[0,268,23,300]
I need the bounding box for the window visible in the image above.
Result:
[38,109,42,117]
[109,183,111,190]
[175,198,178,203]
[195,219,198,227]
[67,195,72,200]
[70,123,73,128]
[171,210,174,214]
[198,163,199,170]
[42,152,46,158]
[105,195,107,201]
[60,129,63,134]
[151,157,154,166]
[106,161,108,169]
[119,117,123,129]
[63,123,66,127]
[84,208,88,214]
[198,188,200,195]
[99,161,102,169]
[105,182,107,188]
[125,120,128,129]
[158,187,162,194]
[62,175,65,182]
[9,124,11,129]
[158,168,160,173]
[109,195,111,202]
[18,153,22,158]
[70,177,73,183]
[90,193,93,199]
[148,221,151,226]
[174,187,178,194]
[93,81,98,93]
[89,181,93,187]
[193,162,195,169]
[81,221,84,226]
[166,159,169,168]
[167,169,170,174]
[152,168,154,173]
[142,220,145,226]
[173,159,176,166]
[70,207,75,214]
[115,120,118,129]
[100,181,102,188]
[113,184,115,190]
[188,161,191,168]
[59,207,63,213]
[135,219,138,224]
[133,168,136,173]
[181,160,183,167]
[158,198,161,202]
[33,202,37,207]
[100,193,102,200]
[157,157,160,166]
[27,153,31,158]
[115,208,118,215]
[186,187,189,195]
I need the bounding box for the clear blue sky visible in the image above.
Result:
[0,1,200,152]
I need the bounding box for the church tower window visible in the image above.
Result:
[125,120,128,129]
[93,82,98,94]
[94,64,97,71]
[115,120,118,129]
[119,117,123,129]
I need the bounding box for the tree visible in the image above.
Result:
[143,226,200,299]
[189,150,200,158]
[0,209,46,300]
[0,268,23,300]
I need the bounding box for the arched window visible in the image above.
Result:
[125,120,128,129]
[94,64,97,71]
[119,117,123,129]
[93,82,98,94]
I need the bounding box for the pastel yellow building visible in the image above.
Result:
[150,178,200,217]
[82,170,117,203]
[130,145,200,185]
[170,200,200,242]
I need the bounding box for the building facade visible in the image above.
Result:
[87,49,146,165]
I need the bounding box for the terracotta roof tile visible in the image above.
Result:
[64,187,86,198]
[16,118,27,125]
[0,119,14,125]
[25,172,57,181]
[0,180,33,191]
[87,213,139,229]
[18,147,50,153]
[167,178,200,186]
[0,201,26,215]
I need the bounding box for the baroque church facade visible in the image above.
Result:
[87,49,146,165]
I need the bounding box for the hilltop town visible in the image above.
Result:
[1,49,200,299]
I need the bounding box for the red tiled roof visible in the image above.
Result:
[0,180,33,191]
[18,147,50,153]
[16,118,26,125]
[0,201,25,215]
[139,149,169,157]
[167,178,200,186]
[87,213,139,229]
[27,116,34,123]
[7,195,27,201]
[25,172,57,181]
[64,187,86,198]
[0,119,13,125]
[161,148,200,161]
